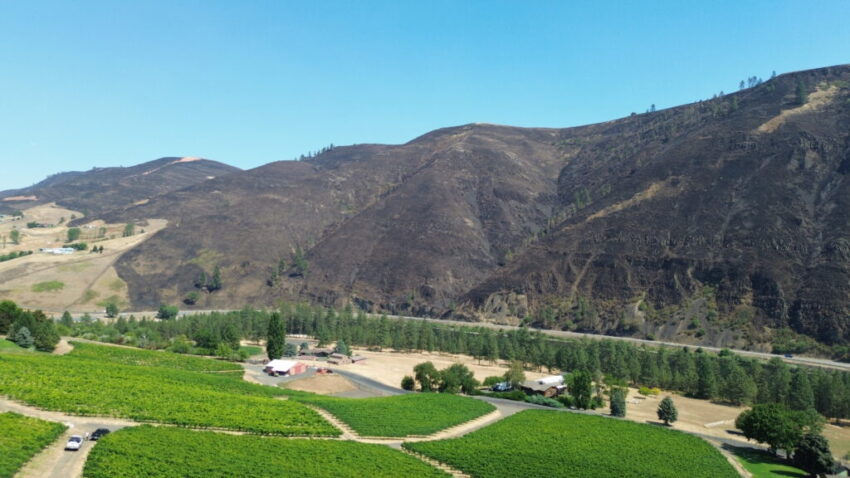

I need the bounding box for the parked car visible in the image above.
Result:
[90,428,110,440]
[65,435,83,451]
[490,382,512,392]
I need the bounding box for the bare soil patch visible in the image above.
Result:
[0,209,166,313]
[755,84,839,134]
[330,347,550,389]
[285,375,358,395]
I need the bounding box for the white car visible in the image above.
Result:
[65,435,83,451]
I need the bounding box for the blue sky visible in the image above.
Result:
[1,1,848,190]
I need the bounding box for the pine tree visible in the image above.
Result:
[695,353,718,399]
[657,396,678,425]
[793,433,834,476]
[196,271,207,290]
[610,387,627,417]
[14,326,33,348]
[60,310,73,327]
[795,80,808,105]
[335,339,350,357]
[210,266,222,292]
[266,312,285,360]
[789,370,815,411]
[723,363,757,405]
[105,302,119,318]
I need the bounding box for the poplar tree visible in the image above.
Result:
[266,312,285,360]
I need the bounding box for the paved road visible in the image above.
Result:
[380,313,850,371]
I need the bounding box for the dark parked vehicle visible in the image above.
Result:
[90,428,110,440]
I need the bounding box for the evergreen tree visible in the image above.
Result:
[266,312,285,360]
[792,433,834,476]
[695,352,718,399]
[610,387,627,417]
[196,271,207,290]
[789,370,815,411]
[401,375,415,391]
[723,362,757,405]
[60,310,73,328]
[763,357,792,405]
[292,246,308,276]
[570,370,593,409]
[657,396,678,425]
[33,321,60,352]
[795,80,808,105]
[334,339,350,357]
[105,302,119,318]
[14,326,33,348]
[210,266,222,292]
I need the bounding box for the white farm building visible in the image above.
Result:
[39,247,75,255]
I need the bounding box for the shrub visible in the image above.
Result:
[639,386,660,396]
[524,394,564,408]
[401,376,415,391]
[156,304,179,320]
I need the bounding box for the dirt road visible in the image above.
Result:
[0,398,135,478]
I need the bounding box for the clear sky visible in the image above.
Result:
[1,1,848,190]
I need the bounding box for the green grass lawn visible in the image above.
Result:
[280,388,495,437]
[0,339,29,352]
[405,410,738,478]
[30,280,64,292]
[239,345,263,356]
[0,412,66,478]
[84,425,448,478]
[0,343,336,436]
[728,446,807,478]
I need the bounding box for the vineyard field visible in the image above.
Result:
[0,346,337,436]
[83,425,448,478]
[280,389,495,437]
[405,410,739,478]
[0,412,66,478]
[69,342,244,374]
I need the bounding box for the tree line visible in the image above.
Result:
[47,300,850,420]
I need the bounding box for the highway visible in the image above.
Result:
[25,305,850,371]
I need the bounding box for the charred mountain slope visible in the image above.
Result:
[462,65,850,346]
[0,157,240,216]
[88,64,850,347]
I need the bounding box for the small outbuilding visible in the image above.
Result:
[520,375,566,398]
[327,353,352,365]
[264,359,308,376]
[300,347,334,358]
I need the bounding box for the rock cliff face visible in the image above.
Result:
[32,65,850,347]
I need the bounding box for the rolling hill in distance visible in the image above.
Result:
[3,64,850,352]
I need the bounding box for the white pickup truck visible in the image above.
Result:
[65,435,83,451]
